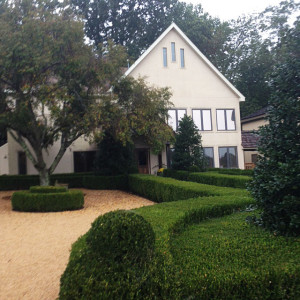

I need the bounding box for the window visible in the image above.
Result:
[180,48,185,68]
[216,109,236,130]
[18,151,27,175]
[74,151,96,172]
[192,109,212,131]
[203,147,214,168]
[218,147,238,169]
[251,154,258,164]
[163,47,167,67]
[168,109,186,131]
[171,42,176,62]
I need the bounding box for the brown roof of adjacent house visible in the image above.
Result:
[242,131,260,149]
[241,106,268,121]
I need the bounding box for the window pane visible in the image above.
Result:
[163,48,167,67]
[171,42,176,62]
[202,110,212,130]
[204,147,214,168]
[192,110,202,130]
[219,147,228,168]
[226,109,235,130]
[168,109,176,131]
[217,110,226,130]
[228,147,237,168]
[180,48,185,68]
[177,109,186,128]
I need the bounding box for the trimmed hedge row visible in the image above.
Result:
[30,186,68,193]
[208,168,254,176]
[82,175,128,190]
[128,174,246,203]
[11,190,84,212]
[0,173,127,190]
[163,169,251,189]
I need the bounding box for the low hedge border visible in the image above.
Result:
[82,175,128,190]
[11,190,84,212]
[128,174,247,202]
[30,186,68,193]
[0,173,128,191]
[163,169,251,189]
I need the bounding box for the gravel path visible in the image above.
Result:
[0,189,154,300]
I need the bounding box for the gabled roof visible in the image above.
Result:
[125,22,245,102]
[241,106,268,121]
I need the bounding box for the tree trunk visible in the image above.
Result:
[39,169,50,186]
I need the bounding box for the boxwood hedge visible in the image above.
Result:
[11,190,84,212]
[29,186,68,193]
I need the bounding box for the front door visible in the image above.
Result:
[135,149,150,174]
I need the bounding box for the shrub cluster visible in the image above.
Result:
[60,210,156,299]
[163,169,251,189]
[0,175,39,190]
[218,168,254,176]
[11,190,84,212]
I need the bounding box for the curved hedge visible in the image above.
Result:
[11,190,84,212]
[60,210,156,300]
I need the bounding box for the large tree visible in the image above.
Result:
[0,0,174,185]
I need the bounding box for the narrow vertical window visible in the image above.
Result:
[171,42,176,62]
[163,47,167,67]
[180,48,185,68]
[203,147,214,168]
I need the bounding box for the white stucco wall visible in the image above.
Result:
[128,28,244,169]
[0,143,9,175]
[7,132,97,175]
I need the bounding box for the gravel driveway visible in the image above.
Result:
[0,189,154,300]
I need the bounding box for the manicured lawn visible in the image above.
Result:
[170,211,300,299]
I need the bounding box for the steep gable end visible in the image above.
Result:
[125,23,245,102]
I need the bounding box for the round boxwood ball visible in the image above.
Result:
[86,210,155,265]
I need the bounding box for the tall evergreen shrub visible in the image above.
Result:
[172,115,205,171]
[248,23,300,236]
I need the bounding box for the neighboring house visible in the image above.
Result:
[0,23,245,176]
[241,106,268,169]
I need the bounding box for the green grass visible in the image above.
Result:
[169,211,300,299]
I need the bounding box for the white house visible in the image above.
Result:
[0,23,245,175]
[126,23,245,173]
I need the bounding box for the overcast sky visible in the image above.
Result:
[181,0,283,21]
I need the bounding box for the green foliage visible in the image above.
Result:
[170,212,300,299]
[0,175,40,190]
[82,175,128,190]
[60,211,157,299]
[0,0,127,185]
[218,168,254,176]
[128,174,246,203]
[172,115,205,171]
[94,133,137,175]
[163,169,251,188]
[29,185,67,193]
[101,77,174,154]
[188,172,251,189]
[11,190,84,212]
[248,20,300,236]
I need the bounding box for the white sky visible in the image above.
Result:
[182,0,284,21]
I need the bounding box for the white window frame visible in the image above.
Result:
[168,109,187,131]
[216,109,236,131]
[192,109,212,131]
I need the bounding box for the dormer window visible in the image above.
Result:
[171,42,176,62]
[163,48,167,67]
[180,48,185,68]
